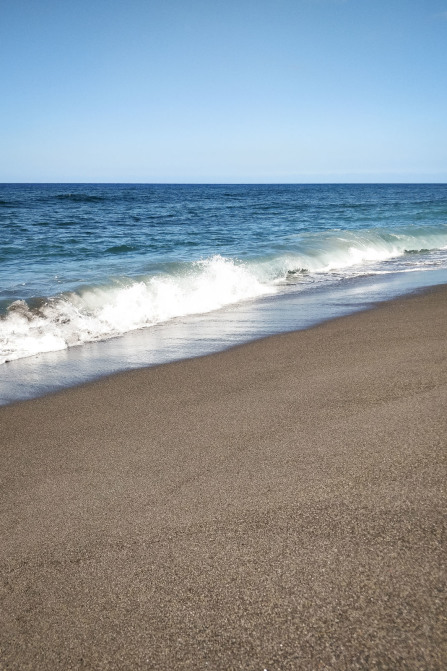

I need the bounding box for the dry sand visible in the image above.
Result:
[1,286,446,670]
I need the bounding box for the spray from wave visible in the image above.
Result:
[0,256,271,363]
[268,226,447,277]
[1,225,447,363]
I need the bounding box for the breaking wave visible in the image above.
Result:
[1,225,447,364]
[0,256,271,363]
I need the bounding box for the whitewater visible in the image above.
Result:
[1,183,447,401]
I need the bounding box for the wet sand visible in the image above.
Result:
[1,286,446,670]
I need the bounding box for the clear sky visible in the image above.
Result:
[1,0,446,183]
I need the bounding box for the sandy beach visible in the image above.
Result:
[1,286,446,670]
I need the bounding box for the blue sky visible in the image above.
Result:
[1,0,446,182]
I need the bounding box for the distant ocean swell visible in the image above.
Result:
[1,225,447,364]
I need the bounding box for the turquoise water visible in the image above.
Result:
[1,183,447,403]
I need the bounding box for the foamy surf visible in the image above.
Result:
[0,256,272,363]
[1,224,447,364]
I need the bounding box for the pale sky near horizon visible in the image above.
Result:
[1,0,446,183]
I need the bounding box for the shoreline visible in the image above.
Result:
[3,268,447,408]
[1,285,446,669]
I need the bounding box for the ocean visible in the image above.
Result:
[1,183,447,405]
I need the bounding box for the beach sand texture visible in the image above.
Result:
[1,286,446,670]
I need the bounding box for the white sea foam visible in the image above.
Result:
[0,256,272,363]
[2,227,447,363]
[265,227,447,279]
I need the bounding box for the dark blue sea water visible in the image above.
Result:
[1,183,447,404]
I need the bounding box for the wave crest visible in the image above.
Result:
[0,256,271,363]
[2,225,447,364]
